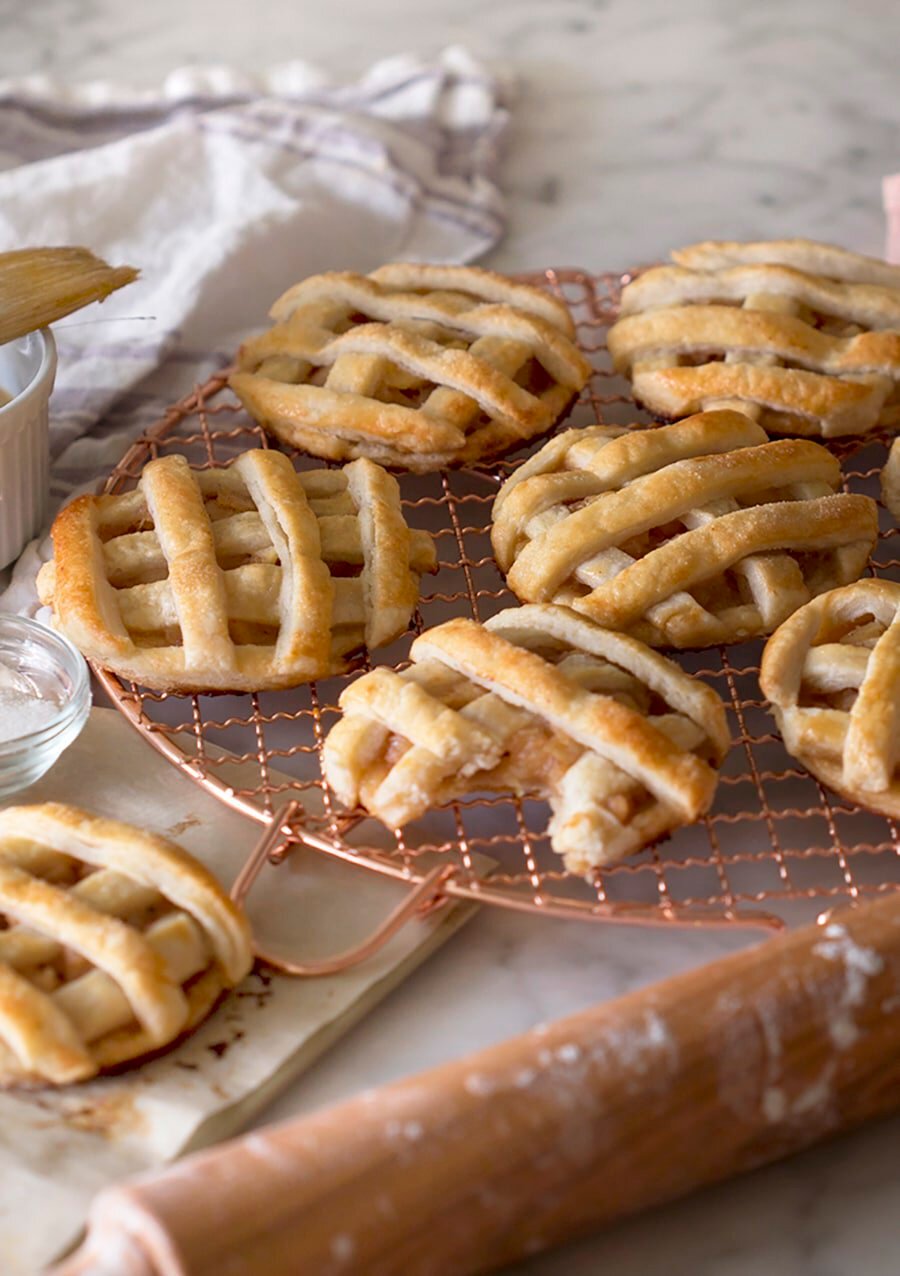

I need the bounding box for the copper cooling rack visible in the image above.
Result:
[94,268,900,948]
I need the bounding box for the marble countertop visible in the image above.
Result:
[4,0,900,1272]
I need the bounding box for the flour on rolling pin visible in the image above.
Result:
[0,709,484,1276]
[812,922,885,1050]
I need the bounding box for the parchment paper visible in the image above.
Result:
[0,709,481,1275]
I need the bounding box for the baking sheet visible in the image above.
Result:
[0,708,482,1275]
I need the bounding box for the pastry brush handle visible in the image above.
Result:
[57,892,900,1276]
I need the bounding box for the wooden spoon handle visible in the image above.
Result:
[58,893,900,1276]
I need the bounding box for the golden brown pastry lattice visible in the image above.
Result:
[883,438,900,520]
[608,238,900,437]
[322,604,729,874]
[230,264,591,471]
[0,803,252,1087]
[491,410,878,649]
[38,449,436,692]
[761,580,900,818]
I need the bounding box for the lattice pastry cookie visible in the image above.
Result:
[322,604,729,874]
[760,580,900,818]
[491,410,878,649]
[608,238,900,437]
[0,803,252,1087]
[37,450,436,692]
[230,264,591,471]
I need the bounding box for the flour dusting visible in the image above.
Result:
[376,1193,396,1218]
[760,1061,837,1125]
[330,1233,356,1262]
[383,1118,424,1143]
[591,1008,676,1082]
[762,1087,788,1122]
[464,1072,495,1098]
[792,1065,837,1117]
[813,922,883,1050]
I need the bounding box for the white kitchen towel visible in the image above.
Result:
[0,47,511,611]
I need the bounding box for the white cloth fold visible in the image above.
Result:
[0,47,512,611]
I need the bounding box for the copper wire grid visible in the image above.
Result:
[92,268,900,957]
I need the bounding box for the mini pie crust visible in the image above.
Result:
[491,410,878,649]
[0,803,252,1087]
[230,264,592,471]
[37,449,436,693]
[322,604,729,875]
[760,580,900,818]
[608,238,900,438]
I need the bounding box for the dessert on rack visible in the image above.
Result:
[230,264,591,471]
[37,449,436,692]
[760,580,900,818]
[0,803,252,1087]
[322,604,729,874]
[608,238,900,438]
[491,410,878,648]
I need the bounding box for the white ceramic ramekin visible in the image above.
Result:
[0,329,57,569]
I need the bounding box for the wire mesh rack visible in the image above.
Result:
[94,268,900,945]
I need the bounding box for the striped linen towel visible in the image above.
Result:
[0,47,512,610]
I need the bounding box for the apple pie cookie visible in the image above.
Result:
[608,238,900,437]
[491,410,878,648]
[760,580,900,818]
[229,264,591,471]
[0,803,252,1087]
[322,604,729,874]
[37,449,436,692]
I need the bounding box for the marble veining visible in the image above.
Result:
[5,0,900,1272]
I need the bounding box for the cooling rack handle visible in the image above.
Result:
[55,889,900,1276]
[231,805,454,976]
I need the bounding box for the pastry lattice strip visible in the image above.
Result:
[38,450,436,692]
[491,411,878,648]
[883,438,900,520]
[322,605,729,875]
[761,580,900,818]
[0,804,252,1087]
[608,238,900,437]
[230,265,592,471]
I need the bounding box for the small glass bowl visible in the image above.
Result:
[0,614,90,798]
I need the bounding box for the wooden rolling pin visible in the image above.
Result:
[56,892,900,1276]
